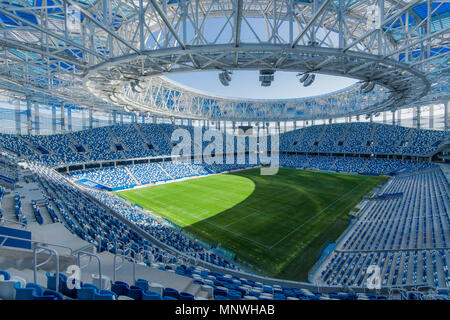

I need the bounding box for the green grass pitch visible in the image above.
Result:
[116,168,386,281]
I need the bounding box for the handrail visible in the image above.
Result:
[0,234,74,256]
[33,245,59,292]
[0,217,28,228]
[112,243,137,284]
[77,250,102,290]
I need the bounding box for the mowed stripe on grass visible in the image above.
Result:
[117,168,386,281]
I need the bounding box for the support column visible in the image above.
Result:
[89,106,93,129]
[34,103,40,135]
[82,108,87,130]
[113,110,117,124]
[429,105,433,129]
[52,105,57,133]
[68,107,72,132]
[26,98,32,135]
[397,109,401,126]
[60,103,66,133]
[15,100,21,135]
[416,106,421,129]
[392,110,396,125]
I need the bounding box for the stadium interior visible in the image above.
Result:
[0,0,449,302]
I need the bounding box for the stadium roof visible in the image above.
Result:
[0,0,448,121]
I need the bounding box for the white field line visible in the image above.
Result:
[137,188,270,248]
[267,179,372,250]
[135,175,363,249]
[125,171,375,251]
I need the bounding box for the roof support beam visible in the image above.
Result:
[0,39,86,69]
[343,0,422,52]
[291,0,333,48]
[0,6,104,60]
[149,0,186,50]
[384,26,450,59]
[66,0,140,54]
[234,0,244,48]
[234,0,244,65]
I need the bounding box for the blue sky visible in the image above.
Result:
[166,71,358,100]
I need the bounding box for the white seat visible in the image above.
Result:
[201,285,214,298]
[148,282,164,295]
[194,296,208,300]
[118,295,134,300]
[243,295,258,300]
[0,276,26,300]
[91,274,111,290]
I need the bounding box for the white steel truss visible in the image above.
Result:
[0,0,448,121]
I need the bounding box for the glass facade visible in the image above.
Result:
[0,94,448,136]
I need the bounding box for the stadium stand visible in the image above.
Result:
[311,168,450,289]
[0,123,446,168]
[0,123,448,301]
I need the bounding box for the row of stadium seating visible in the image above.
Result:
[68,155,259,188]
[70,166,138,189]
[0,123,446,167]
[313,168,450,289]
[280,122,447,155]
[66,154,436,189]
[9,268,438,300]
[278,154,435,176]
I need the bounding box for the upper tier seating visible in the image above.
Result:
[0,123,445,167]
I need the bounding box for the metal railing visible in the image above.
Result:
[0,217,28,229]
[77,250,103,290]
[33,245,59,292]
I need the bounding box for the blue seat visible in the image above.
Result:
[15,282,43,300]
[111,281,129,296]
[163,287,179,299]
[142,290,162,300]
[127,285,144,300]
[46,272,80,298]
[179,292,195,300]
[40,290,64,300]
[134,278,149,291]
[93,289,117,300]
[0,270,11,280]
[163,296,178,300]
[15,282,59,300]
[77,283,99,300]
[227,292,242,300]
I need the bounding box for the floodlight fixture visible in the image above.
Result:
[303,74,315,87]
[219,70,232,86]
[259,70,275,87]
